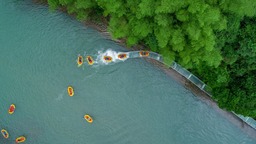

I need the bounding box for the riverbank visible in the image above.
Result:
[147,59,256,138]
[32,0,256,138]
[83,17,256,138]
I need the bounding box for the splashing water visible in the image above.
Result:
[84,49,163,66]
[96,49,119,64]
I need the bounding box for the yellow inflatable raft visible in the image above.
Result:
[77,55,83,67]
[139,51,149,57]
[86,56,94,65]
[1,129,9,139]
[117,53,127,60]
[103,56,112,63]
[8,104,15,114]
[67,86,74,97]
[84,114,93,123]
[16,136,26,143]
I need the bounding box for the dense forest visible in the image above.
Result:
[45,0,256,118]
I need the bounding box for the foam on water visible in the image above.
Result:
[96,49,117,64]
[95,49,130,65]
[56,92,64,101]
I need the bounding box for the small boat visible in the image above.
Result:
[86,56,94,65]
[77,55,83,67]
[84,114,93,123]
[117,53,127,60]
[1,129,9,139]
[103,56,112,63]
[8,104,15,114]
[139,51,149,57]
[67,86,74,96]
[15,136,26,143]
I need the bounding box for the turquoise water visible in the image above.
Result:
[0,0,256,143]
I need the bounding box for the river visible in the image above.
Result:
[0,0,255,143]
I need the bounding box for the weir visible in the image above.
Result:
[169,61,256,130]
[84,49,256,131]
[86,50,163,65]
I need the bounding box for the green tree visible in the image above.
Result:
[46,0,256,118]
[194,16,256,118]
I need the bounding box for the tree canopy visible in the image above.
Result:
[47,0,256,118]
